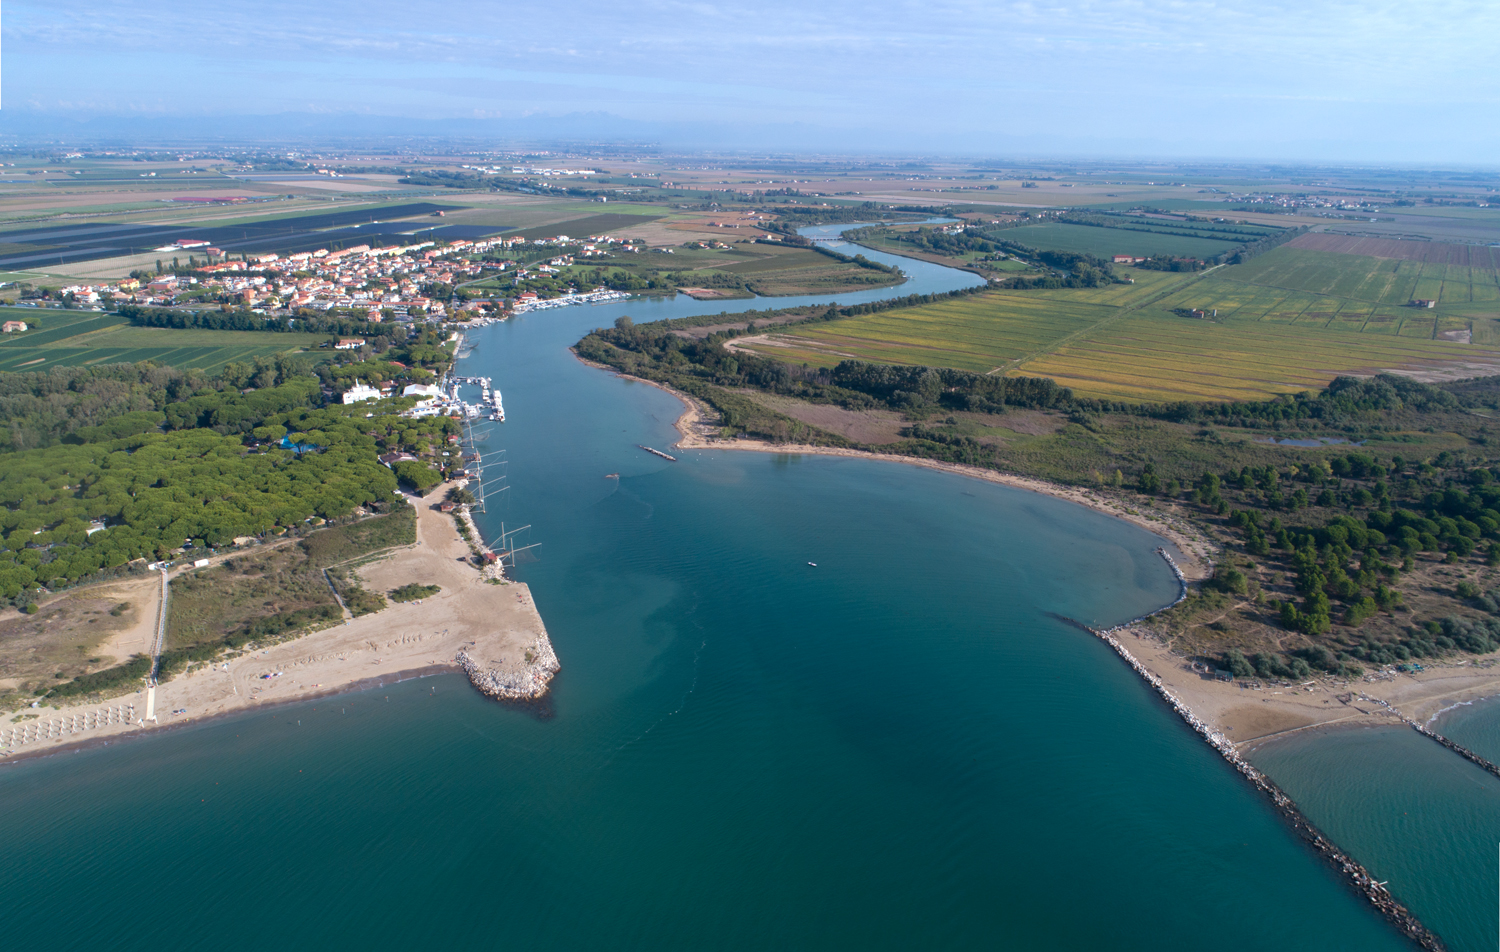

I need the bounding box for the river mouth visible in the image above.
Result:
[0,221,1439,952]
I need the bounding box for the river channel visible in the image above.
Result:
[0,224,1484,951]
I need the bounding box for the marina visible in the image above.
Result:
[447,374,506,422]
[511,287,630,313]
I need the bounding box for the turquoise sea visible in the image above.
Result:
[0,228,1490,950]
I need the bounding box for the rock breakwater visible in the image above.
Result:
[1093,626,1446,951]
[1358,692,1500,782]
[455,635,559,701]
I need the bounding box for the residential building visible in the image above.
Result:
[342,383,381,404]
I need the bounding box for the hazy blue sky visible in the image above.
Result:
[5,0,1497,160]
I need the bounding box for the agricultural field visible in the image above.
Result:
[1156,248,1500,340]
[0,312,325,373]
[735,252,1500,401]
[1000,222,1244,259]
[1286,233,1500,268]
[1014,311,1500,402]
[505,212,666,241]
[0,201,461,274]
[738,293,1121,373]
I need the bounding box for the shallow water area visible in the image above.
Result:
[1249,724,1500,952]
[1432,691,1500,763]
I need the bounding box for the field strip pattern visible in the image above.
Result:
[1017,314,1500,402]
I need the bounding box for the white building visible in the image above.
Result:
[342,383,381,404]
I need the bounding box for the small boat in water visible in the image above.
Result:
[605,473,619,479]
[807,562,817,567]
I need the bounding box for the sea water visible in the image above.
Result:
[1249,725,1500,952]
[0,228,1480,950]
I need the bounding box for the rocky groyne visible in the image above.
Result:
[455,636,559,701]
[1358,693,1500,782]
[1093,626,1446,951]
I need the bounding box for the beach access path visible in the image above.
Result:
[2,487,554,760]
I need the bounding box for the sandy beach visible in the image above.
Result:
[1109,625,1500,746]
[0,488,556,762]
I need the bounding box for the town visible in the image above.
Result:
[40,231,653,320]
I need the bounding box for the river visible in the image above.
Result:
[0,224,1487,951]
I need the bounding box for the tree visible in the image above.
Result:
[1214,567,1249,595]
[1223,649,1255,679]
[392,460,442,494]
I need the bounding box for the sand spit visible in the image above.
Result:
[1,486,557,762]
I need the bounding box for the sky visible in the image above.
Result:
[4,0,1499,161]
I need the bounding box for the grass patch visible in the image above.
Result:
[389,583,440,603]
[0,589,151,709]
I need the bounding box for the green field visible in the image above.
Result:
[1018,313,1492,402]
[757,294,1116,373]
[738,252,1500,402]
[0,311,326,373]
[1180,247,1500,308]
[1150,247,1500,346]
[507,212,666,240]
[1001,222,1243,259]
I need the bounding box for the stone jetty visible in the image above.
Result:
[1090,624,1446,950]
[1358,692,1500,782]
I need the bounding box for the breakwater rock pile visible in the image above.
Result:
[456,637,560,701]
[1358,692,1500,781]
[1095,626,1446,951]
